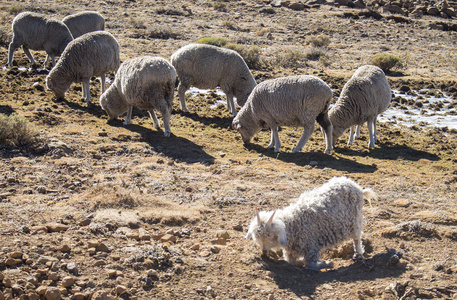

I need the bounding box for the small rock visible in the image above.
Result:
[216,230,230,239]
[48,272,59,281]
[94,260,105,267]
[45,223,69,233]
[87,240,100,248]
[210,246,221,254]
[233,223,243,231]
[3,278,12,287]
[5,258,22,266]
[211,238,226,245]
[190,244,200,251]
[139,228,151,241]
[36,286,47,296]
[8,251,23,259]
[66,262,78,275]
[61,276,75,288]
[96,243,110,252]
[73,293,85,300]
[91,290,116,300]
[44,287,61,300]
[199,250,211,257]
[160,234,177,243]
[115,285,128,295]
[55,244,70,252]
[107,269,117,277]
[147,270,159,277]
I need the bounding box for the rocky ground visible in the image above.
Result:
[0,0,457,299]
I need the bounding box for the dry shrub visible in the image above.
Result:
[306,34,331,47]
[0,28,11,48]
[213,1,227,11]
[146,25,180,39]
[155,5,185,16]
[274,48,307,69]
[0,113,38,147]
[196,36,227,47]
[225,42,262,69]
[84,183,142,211]
[305,46,329,61]
[370,53,402,73]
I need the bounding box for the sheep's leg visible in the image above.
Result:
[367,117,376,148]
[293,125,314,153]
[226,92,237,116]
[124,104,133,125]
[352,238,364,260]
[177,83,189,113]
[270,126,281,153]
[316,112,333,154]
[82,78,91,103]
[267,130,275,149]
[22,45,37,66]
[373,115,378,143]
[100,74,106,94]
[161,108,172,137]
[7,42,18,67]
[348,126,356,145]
[148,110,160,129]
[355,124,361,139]
[44,54,56,68]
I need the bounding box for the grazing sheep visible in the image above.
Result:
[329,65,391,148]
[7,11,73,68]
[46,31,120,103]
[100,56,177,137]
[170,43,257,116]
[62,11,105,38]
[232,75,333,154]
[245,176,376,270]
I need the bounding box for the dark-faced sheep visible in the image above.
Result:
[100,56,177,137]
[7,12,73,68]
[329,65,391,148]
[170,43,257,116]
[246,176,376,270]
[232,75,333,154]
[46,31,120,103]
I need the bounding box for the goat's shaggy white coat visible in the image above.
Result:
[170,43,257,116]
[246,176,376,270]
[62,11,105,38]
[329,65,391,148]
[7,12,73,67]
[232,75,333,154]
[100,56,177,137]
[46,31,120,103]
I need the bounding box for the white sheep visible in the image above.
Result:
[246,176,376,270]
[46,31,120,103]
[62,11,105,39]
[170,43,257,116]
[99,56,177,137]
[329,65,391,148]
[7,11,73,68]
[232,75,333,154]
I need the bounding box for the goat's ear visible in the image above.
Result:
[266,210,275,226]
[278,229,287,246]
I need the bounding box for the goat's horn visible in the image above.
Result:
[255,208,261,224]
[266,211,276,226]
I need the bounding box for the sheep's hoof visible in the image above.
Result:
[164,131,171,137]
[352,253,364,261]
[324,148,332,155]
[292,148,300,153]
[123,120,131,126]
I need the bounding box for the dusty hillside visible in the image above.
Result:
[0,0,456,299]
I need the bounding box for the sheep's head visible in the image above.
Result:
[232,115,260,144]
[331,125,345,146]
[246,210,286,255]
[46,75,69,101]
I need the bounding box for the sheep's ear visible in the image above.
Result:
[266,210,275,226]
[278,229,287,246]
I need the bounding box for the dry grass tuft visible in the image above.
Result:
[81,183,142,211]
[0,113,39,147]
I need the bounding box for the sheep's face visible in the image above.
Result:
[46,76,68,100]
[332,126,345,146]
[246,211,287,255]
[232,118,260,144]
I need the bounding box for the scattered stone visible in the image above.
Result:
[44,287,61,300]
[233,223,243,231]
[190,243,200,251]
[139,228,151,241]
[91,290,116,300]
[199,250,211,257]
[45,223,69,233]
[8,251,23,259]
[160,234,177,243]
[216,230,230,240]
[94,260,105,267]
[66,262,78,275]
[48,272,59,281]
[87,240,100,248]
[147,269,159,277]
[55,244,70,252]
[73,293,85,300]
[96,243,110,252]
[393,199,411,207]
[115,285,128,295]
[211,238,226,245]
[61,276,75,288]
[107,269,117,277]
[210,246,221,254]
[5,258,22,266]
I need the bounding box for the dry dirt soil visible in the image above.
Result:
[0,0,457,299]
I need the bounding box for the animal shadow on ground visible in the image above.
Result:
[261,249,406,297]
[176,110,233,130]
[244,144,378,173]
[0,105,15,116]
[336,141,440,162]
[109,120,215,165]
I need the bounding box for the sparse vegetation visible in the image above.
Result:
[196,36,227,47]
[370,53,403,73]
[0,113,38,147]
[225,42,262,69]
[213,1,227,11]
[7,5,22,15]
[305,46,329,61]
[306,34,331,47]
[155,5,185,16]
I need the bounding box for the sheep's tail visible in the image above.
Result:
[362,188,377,208]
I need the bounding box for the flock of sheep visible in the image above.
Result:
[7,10,392,270]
